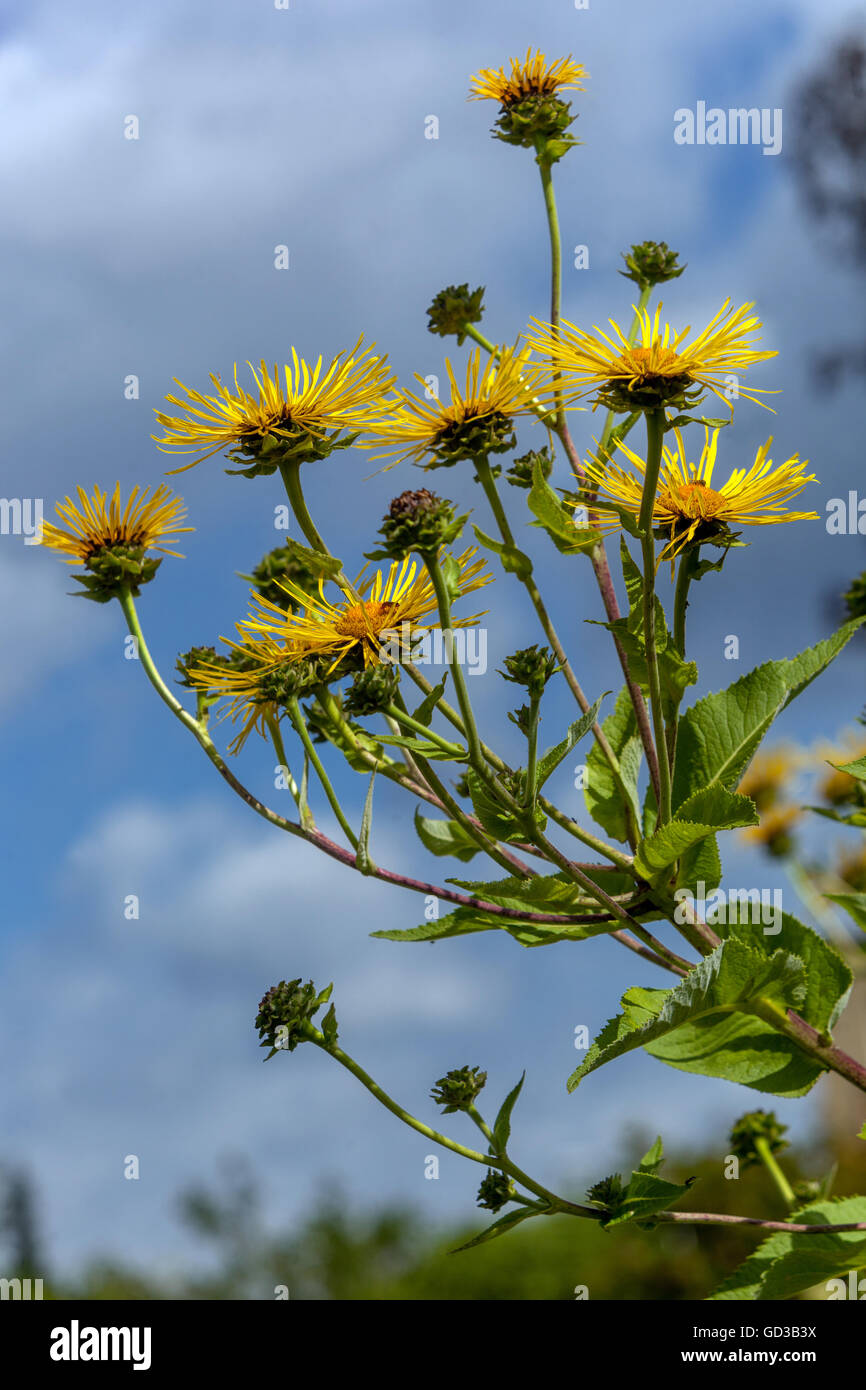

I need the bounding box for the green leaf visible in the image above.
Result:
[673,619,865,809]
[568,937,808,1093]
[374,731,464,761]
[604,1171,697,1229]
[528,461,602,554]
[585,686,643,843]
[277,537,343,582]
[413,810,481,863]
[824,892,866,932]
[450,1206,540,1253]
[709,1196,866,1301]
[835,755,866,783]
[466,769,545,843]
[320,1002,339,1048]
[491,1072,525,1155]
[471,524,533,580]
[638,1136,665,1175]
[536,695,607,791]
[356,770,376,875]
[645,914,852,1098]
[605,538,698,706]
[372,898,617,949]
[633,787,759,885]
[808,805,866,828]
[411,674,448,726]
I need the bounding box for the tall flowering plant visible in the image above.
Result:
[41,51,866,1297]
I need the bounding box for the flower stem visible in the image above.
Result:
[424,551,484,768]
[639,408,673,825]
[754,1136,797,1210]
[287,696,359,849]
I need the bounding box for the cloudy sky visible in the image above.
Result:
[1,0,865,1283]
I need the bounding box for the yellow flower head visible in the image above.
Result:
[469,49,588,104]
[40,483,191,563]
[153,336,395,473]
[741,804,801,855]
[526,300,777,413]
[580,426,818,568]
[814,734,866,806]
[360,346,547,470]
[186,637,318,753]
[240,550,492,674]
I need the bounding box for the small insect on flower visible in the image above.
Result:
[579,426,818,572]
[39,483,192,601]
[525,300,777,414]
[360,346,549,470]
[152,336,395,473]
[239,550,492,674]
[468,49,588,104]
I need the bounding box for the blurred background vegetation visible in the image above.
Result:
[2,1122,863,1300]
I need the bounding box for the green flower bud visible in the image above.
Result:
[586,1173,624,1211]
[255,978,334,1059]
[427,284,485,346]
[343,664,401,717]
[430,1065,487,1113]
[256,657,324,708]
[619,241,686,291]
[71,543,163,604]
[373,489,466,560]
[597,374,699,416]
[477,1170,515,1213]
[506,445,553,489]
[245,540,323,611]
[499,644,558,700]
[176,645,224,688]
[728,1110,789,1169]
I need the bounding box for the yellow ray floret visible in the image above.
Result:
[580,426,818,565]
[360,346,548,469]
[526,299,777,410]
[241,550,492,673]
[469,49,588,104]
[153,336,395,472]
[40,483,192,562]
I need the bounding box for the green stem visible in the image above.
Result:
[537,156,564,428]
[667,546,700,771]
[278,458,330,555]
[524,692,541,811]
[596,285,652,456]
[385,703,466,757]
[638,408,673,825]
[754,1136,797,1210]
[264,713,305,818]
[424,551,484,768]
[287,696,359,849]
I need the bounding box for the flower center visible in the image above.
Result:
[618,344,683,379]
[672,479,726,521]
[335,600,398,639]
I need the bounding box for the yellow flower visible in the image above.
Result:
[40,483,191,563]
[360,346,547,470]
[153,336,395,472]
[469,49,588,104]
[741,804,801,855]
[580,426,818,566]
[186,638,313,753]
[240,550,492,673]
[525,299,777,412]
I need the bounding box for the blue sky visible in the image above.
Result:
[1,0,865,1282]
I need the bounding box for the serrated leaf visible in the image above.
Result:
[536,695,607,791]
[356,770,376,875]
[279,537,343,581]
[673,620,865,810]
[585,685,643,843]
[834,755,866,783]
[414,809,481,863]
[450,1206,540,1253]
[709,1196,866,1301]
[528,461,602,554]
[492,1072,525,1155]
[604,1171,697,1229]
[645,914,852,1098]
[471,524,533,580]
[633,787,759,884]
[568,937,808,1093]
